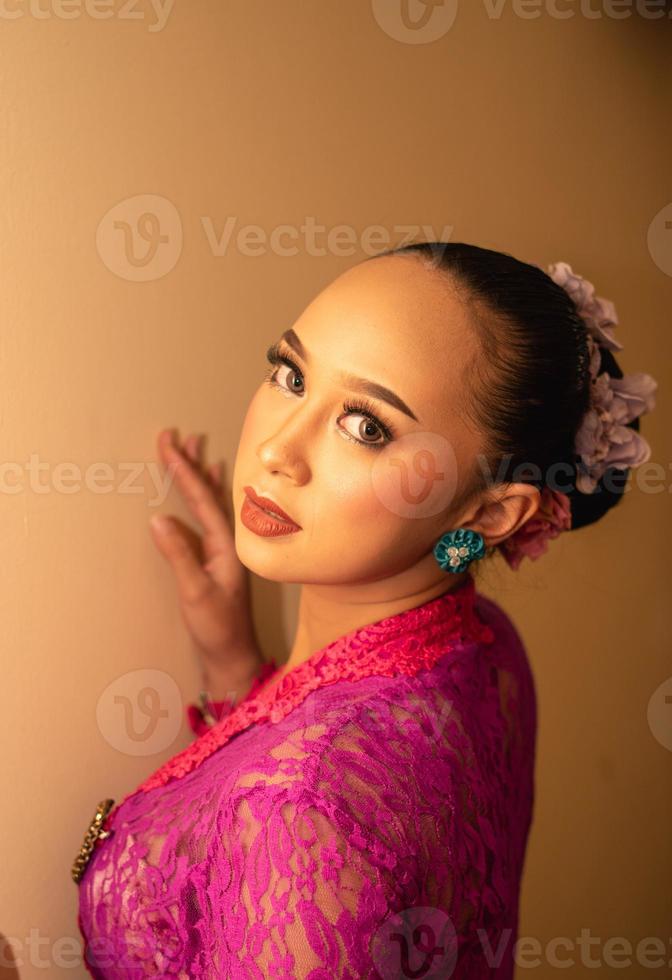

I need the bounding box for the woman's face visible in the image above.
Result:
[232,254,486,588]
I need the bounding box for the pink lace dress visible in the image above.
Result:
[76,574,537,978]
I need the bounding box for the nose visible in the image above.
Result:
[256,403,312,485]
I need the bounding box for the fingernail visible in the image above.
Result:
[150,515,170,533]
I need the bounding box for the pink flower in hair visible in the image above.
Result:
[498,486,572,572]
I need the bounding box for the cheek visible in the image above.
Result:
[320,459,390,523]
[309,449,415,544]
[369,433,462,521]
[312,435,463,547]
[307,452,437,579]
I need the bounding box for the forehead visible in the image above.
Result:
[290,254,480,432]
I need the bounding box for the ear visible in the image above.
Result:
[459,484,542,548]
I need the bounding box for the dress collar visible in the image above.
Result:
[103,573,494,829]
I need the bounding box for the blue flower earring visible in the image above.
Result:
[433,529,486,574]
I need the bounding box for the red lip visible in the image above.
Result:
[243,486,301,529]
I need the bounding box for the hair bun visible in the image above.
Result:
[547,262,657,504]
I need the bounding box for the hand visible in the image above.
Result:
[149,428,263,689]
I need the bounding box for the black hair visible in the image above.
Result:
[371,241,643,539]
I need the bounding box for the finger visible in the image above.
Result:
[158,429,216,504]
[183,432,203,467]
[158,427,179,466]
[207,461,222,492]
[157,432,234,555]
[149,514,213,606]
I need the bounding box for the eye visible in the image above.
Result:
[263,342,396,451]
[264,359,305,397]
[338,399,392,449]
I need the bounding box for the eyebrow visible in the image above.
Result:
[279,328,420,423]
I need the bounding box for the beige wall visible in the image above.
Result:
[1,3,669,977]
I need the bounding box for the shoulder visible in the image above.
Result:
[474,588,537,699]
[225,676,443,838]
[225,670,473,863]
[473,587,527,650]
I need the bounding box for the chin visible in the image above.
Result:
[233,528,301,583]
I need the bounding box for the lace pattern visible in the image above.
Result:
[77,579,536,978]
[186,661,279,737]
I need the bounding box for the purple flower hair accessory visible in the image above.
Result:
[548,262,658,495]
[547,260,623,353]
[499,261,657,571]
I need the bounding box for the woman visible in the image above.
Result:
[74,242,657,978]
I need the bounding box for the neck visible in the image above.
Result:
[281,568,471,678]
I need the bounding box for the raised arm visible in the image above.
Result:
[148,428,265,702]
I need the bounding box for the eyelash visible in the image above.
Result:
[263,342,397,450]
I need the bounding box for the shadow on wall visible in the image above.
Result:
[0,932,20,979]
